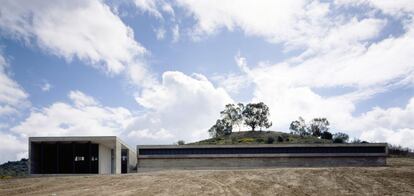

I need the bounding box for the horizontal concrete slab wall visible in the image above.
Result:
[137,143,387,171]
[137,156,386,171]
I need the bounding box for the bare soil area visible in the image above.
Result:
[1,158,413,196]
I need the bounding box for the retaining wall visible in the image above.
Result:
[136,143,387,171]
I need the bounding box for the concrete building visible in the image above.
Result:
[29,136,136,174]
[136,143,387,171]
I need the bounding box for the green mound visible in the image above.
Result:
[190,131,332,145]
[0,159,28,178]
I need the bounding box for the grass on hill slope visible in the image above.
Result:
[190,131,332,145]
[0,159,28,178]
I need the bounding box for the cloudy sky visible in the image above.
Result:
[0,0,413,163]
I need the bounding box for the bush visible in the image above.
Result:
[321,131,333,140]
[266,137,275,144]
[389,145,412,156]
[277,136,284,142]
[333,132,349,143]
[0,159,28,177]
[238,138,255,143]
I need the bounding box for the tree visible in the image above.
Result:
[177,140,185,145]
[308,118,329,137]
[220,103,244,132]
[333,132,349,143]
[208,119,232,137]
[320,131,333,140]
[242,102,272,131]
[289,117,308,137]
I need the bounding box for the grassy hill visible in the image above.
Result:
[0,159,28,178]
[190,130,332,145]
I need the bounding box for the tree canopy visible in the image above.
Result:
[208,102,272,137]
[242,102,272,131]
[289,117,349,143]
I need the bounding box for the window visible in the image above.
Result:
[74,156,85,161]
[91,156,98,161]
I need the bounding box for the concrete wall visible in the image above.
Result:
[99,144,112,174]
[137,143,388,172]
[128,149,137,173]
[137,156,386,172]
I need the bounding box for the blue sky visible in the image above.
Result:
[0,0,413,163]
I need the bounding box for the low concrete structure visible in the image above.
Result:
[136,143,387,171]
[29,136,136,174]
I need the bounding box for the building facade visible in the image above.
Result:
[136,143,388,171]
[29,136,136,174]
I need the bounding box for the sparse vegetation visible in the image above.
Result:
[191,131,332,145]
[0,158,28,178]
[388,145,414,156]
[208,102,272,137]
[266,136,274,144]
[289,117,350,144]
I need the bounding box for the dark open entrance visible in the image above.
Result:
[30,142,99,174]
[121,149,128,174]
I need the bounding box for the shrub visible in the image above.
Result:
[277,136,284,142]
[238,138,255,143]
[321,131,333,140]
[266,137,275,144]
[333,132,349,143]
[389,145,412,156]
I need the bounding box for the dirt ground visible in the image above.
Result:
[1,158,413,196]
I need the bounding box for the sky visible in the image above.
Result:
[0,0,413,163]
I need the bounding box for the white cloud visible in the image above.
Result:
[211,73,251,95]
[172,24,180,42]
[132,0,175,19]
[40,81,52,92]
[336,0,414,17]
[174,0,331,47]
[250,23,414,89]
[360,128,414,149]
[356,97,414,148]
[0,0,146,74]
[233,22,414,146]
[356,97,414,131]
[128,71,233,144]
[68,90,99,107]
[154,27,166,40]
[133,0,163,18]
[0,90,134,163]
[0,54,29,116]
[12,91,134,137]
[128,128,174,140]
[0,132,27,163]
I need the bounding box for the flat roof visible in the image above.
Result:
[29,136,135,153]
[136,143,388,158]
[137,143,388,149]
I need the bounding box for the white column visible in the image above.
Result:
[114,140,121,174]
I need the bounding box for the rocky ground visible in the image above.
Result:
[0,158,413,196]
